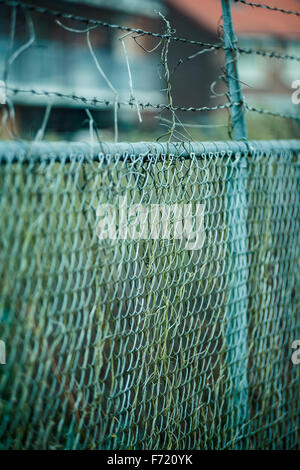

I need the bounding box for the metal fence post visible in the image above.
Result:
[221,0,247,141]
[221,0,249,446]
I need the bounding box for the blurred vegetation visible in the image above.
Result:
[0,106,299,143]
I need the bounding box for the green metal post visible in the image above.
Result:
[221,0,249,446]
[222,0,247,141]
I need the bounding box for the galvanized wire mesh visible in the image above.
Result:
[0,0,299,452]
[0,140,299,450]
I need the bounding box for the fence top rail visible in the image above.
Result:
[0,140,299,163]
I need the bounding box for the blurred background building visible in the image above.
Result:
[0,0,299,141]
[166,0,300,114]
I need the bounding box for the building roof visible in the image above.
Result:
[165,0,300,38]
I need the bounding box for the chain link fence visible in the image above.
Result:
[0,140,299,449]
[0,0,299,451]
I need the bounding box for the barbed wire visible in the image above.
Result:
[0,0,299,62]
[5,86,235,112]
[0,0,299,134]
[5,86,300,122]
[234,0,300,17]
[244,103,300,122]
[237,46,300,62]
[0,0,223,51]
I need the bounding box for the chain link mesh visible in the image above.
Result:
[0,140,299,450]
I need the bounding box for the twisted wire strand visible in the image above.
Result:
[6,85,235,112]
[237,46,300,62]
[0,0,299,62]
[245,103,300,122]
[0,0,223,52]
[5,86,300,122]
[234,0,300,17]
